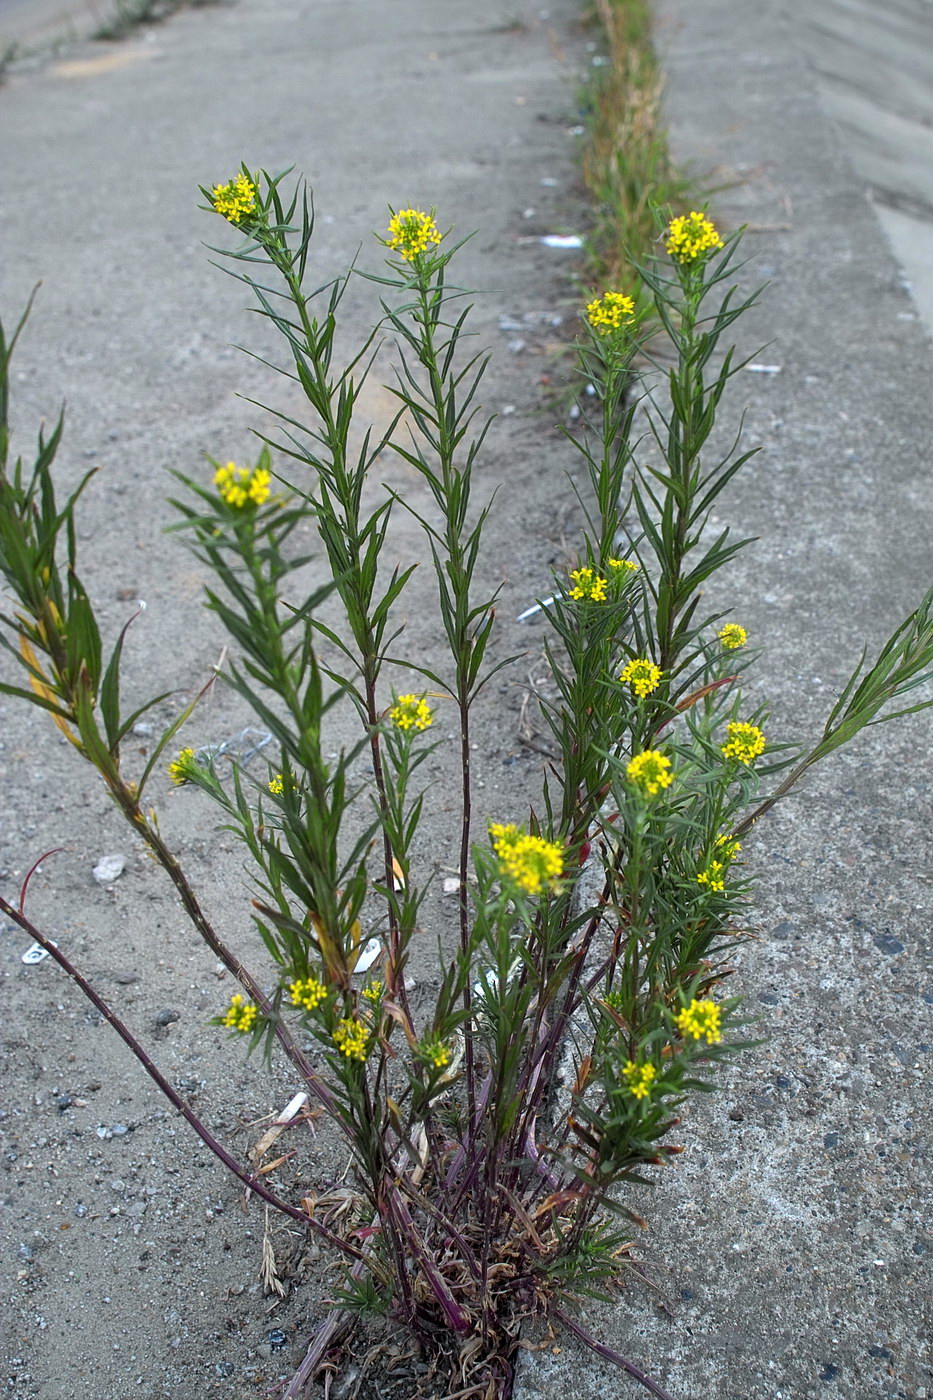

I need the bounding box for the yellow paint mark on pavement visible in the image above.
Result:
[52,47,157,78]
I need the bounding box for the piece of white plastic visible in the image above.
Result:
[21,940,57,965]
[539,234,583,249]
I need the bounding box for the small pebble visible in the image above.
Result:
[267,1328,287,1351]
[74,1203,87,1218]
[156,1009,180,1027]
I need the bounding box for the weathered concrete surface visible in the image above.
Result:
[801,0,933,333]
[517,1,933,1398]
[0,0,105,51]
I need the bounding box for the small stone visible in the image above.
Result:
[212,963,226,979]
[132,722,154,737]
[110,1123,129,1136]
[96,1126,113,1140]
[215,1361,235,1378]
[93,854,126,884]
[873,933,905,956]
[55,1095,73,1112]
[111,1179,126,1192]
[112,972,139,985]
[18,1244,34,1261]
[728,1108,744,1122]
[74,1203,87,1218]
[267,1328,287,1351]
[156,1009,180,1027]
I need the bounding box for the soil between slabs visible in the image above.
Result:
[0,0,619,1395]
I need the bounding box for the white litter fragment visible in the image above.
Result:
[353,937,382,974]
[93,854,126,884]
[21,940,57,966]
[517,595,556,623]
[442,877,460,896]
[540,234,583,249]
[744,363,782,374]
[250,1091,309,1163]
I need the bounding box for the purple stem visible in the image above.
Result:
[551,1306,677,1400]
[281,1262,365,1398]
[0,895,366,1265]
[388,1186,470,1333]
[523,1127,562,1192]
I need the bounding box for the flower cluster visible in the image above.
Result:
[626,750,673,796]
[722,721,766,765]
[210,173,258,226]
[213,461,272,509]
[221,992,258,1033]
[289,975,327,1012]
[696,859,726,892]
[333,1017,370,1062]
[718,622,747,650]
[622,1059,656,1101]
[168,747,197,786]
[389,693,434,731]
[568,566,608,602]
[490,823,564,897]
[619,657,662,699]
[665,211,724,265]
[419,1038,452,1070]
[608,557,639,575]
[385,207,441,262]
[716,834,741,861]
[675,997,723,1045]
[586,290,636,334]
[268,773,284,795]
[361,980,384,1006]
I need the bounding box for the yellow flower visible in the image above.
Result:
[490,823,564,897]
[696,859,726,892]
[568,566,608,602]
[268,773,284,795]
[385,207,442,262]
[213,461,272,509]
[168,747,197,786]
[675,997,722,1045]
[210,173,257,226]
[289,975,327,1012]
[622,1059,656,1100]
[419,1038,451,1070]
[333,1017,370,1063]
[715,834,741,861]
[665,211,723,265]
[586,290,636,334]
[607,557,639,574]
[361,980,384,1006]
[389,694,433,731]
[626,750,673,796]
[619,657,662,699]
[721,721,766,765]
[221,992,258,1033]
[718,623,747,650]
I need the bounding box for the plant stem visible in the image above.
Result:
[0,894,368,1264]
[551,1305,677,1400]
